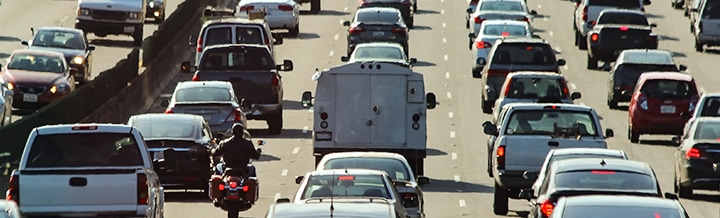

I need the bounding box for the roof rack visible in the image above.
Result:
[202,6,236,21]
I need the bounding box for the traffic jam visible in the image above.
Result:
[0,0,718,217]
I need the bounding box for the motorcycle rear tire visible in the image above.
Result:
[227,204,240,218]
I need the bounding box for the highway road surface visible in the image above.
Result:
[0,0,183,123]
[146,0,720,217]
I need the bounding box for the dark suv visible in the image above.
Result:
[343,7,410,57]
[472,37,566,114]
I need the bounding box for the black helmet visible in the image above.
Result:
[231,123,245,136]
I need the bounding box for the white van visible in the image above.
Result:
[692,0,720,52]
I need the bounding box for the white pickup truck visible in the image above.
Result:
[6,124,165,217]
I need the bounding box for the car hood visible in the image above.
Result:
[4,70,65,86]
[28,47,85,61]
[79,0,143,11]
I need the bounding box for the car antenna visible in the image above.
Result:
[330,170,335,217]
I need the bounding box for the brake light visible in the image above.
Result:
[137,174,148,204]
[402,192,419,208]
[486,69,509,77]
[6,175,18,205]
[391,27,407,33]
[541,200,554,217]
[243,186,249,192]
[219,184,225,191]
[591,170,616,174]
[476,41,492,49]
[560,81,570,97]
[590,33,599,42]
[271,75,279,87]
[496,145,505,170]
[503,78,513,97]
[474,17,485,24]
[349,26,365,33]
[164,108,174,114]
[192,74,199,81]
[230,182,238,189]
[239,5,255,11]
[278,5,293,11]
[339,175,355,181]
[501,32,510,37]
[638,94,648,110]
[71,125,98,130]
[227,109,243,122]
[544,105,561,109]
[686,148,701,159]
[518,17,529,22]
[196,37,203,52]
[582,6,588,22]
[619,26,629,31]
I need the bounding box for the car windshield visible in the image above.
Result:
[6,54,65,73]
[31,30,86,50]
[699,98,720,117]
[693,121,720,139]
[175,87,231,102]
[561,206,684,218]
[505,110,598,136]
[589,0,641,8]
[640,79,697,99]
[200,48,274,71]
[483,24,527,36]
[492,43,555,65]
[597,13,649,26]
[323,158,412,181]
[615,64,678,80]
[479,1,525,12]
[134,121,199,140]
[301,175,392,199]
[505,77,568,99]
[352,46,405,62]
[555,170,657,191]
[356,10,400,23]
[25,133,144,168]
[703,1,720,19]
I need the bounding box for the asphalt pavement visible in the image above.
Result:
[0,0,183,123]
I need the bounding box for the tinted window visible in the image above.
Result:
[703,1,720,19]
[32,30,85,50]
[588,0,641,8]
[352,46,405,61]
[622,53,674,65]
[699,98,720,117]
[200,48,274,70]
[615,64,678,80]
[505,110,598,136]
[640,79,697,99]
[7,54,65,73]
[555,170,656,191]
[493,43,555,65]
[175,87,231,102]
[693,121,720,139]
[506,77,568,99]
[479,1,525,12]
[235,27,264,44]
[356,11,400,23]
[323,158,411,181]
[134,121,200,140]
[561,206,684,218]
[301,175,392,199]
[547,154,625,172]
[26,133,143,168]
[204,27,232,46]
[483,24,527,36]
[597,13,649,25]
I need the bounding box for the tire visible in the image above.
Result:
[684,9,689,16]
[574,29,579,46]
[675,175,694,198]
[608,97,618,109]
[310,0,321,14]
[586,54,597,70]
[227,205,240,218]
[267,113,283,135]
[466,19,470,29]
[288,24,299,37]
[133,28,144,47]
[487,152,494,177]
[408,18,414,29]
[629,128,640,143]
[578,35,588,50]
[673,1,683,9]
[413,2,417,12]
[482,99,493,114]
[493,182,509,215]
[695,39,703,52]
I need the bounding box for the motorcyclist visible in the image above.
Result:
[210,123,262,178]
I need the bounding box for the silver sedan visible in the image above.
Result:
[236,0,301,37]
[469,0,537,36]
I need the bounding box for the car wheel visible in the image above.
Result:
[695,39,703,52]
[487,151,494,177]
[684,9,689,16]
[578,36,588,50]
[466,19,470,29]
[482,99,493,114]
[608,98,618,109]
[574,29,579,46]
[586,55,597,70]
[676,176,693,198]
[408,18,414,29]
[629,128,640,143]
[133,28,144,47]
[267,114,283,135]
[493,182,509,215]
[310,0,321,14]
[288,24,299,37]
[674,1,683,9]
[413,2,417,12]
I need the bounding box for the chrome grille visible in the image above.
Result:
[18,87,46,94]
[91,9,128,21]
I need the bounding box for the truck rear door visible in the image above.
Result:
[335,74,371,144]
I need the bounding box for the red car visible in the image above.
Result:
[628,72,699,143]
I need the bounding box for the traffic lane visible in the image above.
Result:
[526,0,720,216]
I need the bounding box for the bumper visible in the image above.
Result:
[697,34,720,46]
[588,47,629,61]
[12,92,68,110]
[679,164,720,190]
[244,103,282,120]
[265,15,298,29]
[474,49,490,63]
[75,18,142,35]
[495,170,534,189]
[612,90,633,102]
[631,113,687,134]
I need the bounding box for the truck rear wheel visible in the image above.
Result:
[493,182,509,215]
[408,158,424,176]
[310,0,321,14]
[133,28,144,47]
[267,113,283,135]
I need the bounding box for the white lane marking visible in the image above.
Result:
[450,131,456,138]
[443,38,447,43]
[448,112,454,118]
[334,34,339,40]
[454,175,460,182]
[308,108,314,112]
[451,152,457,160]
[441,9,445,14]
[447,92,452,99]
[281,169,288,176]
[292,147,300,154]
[441,0,444,2]
[571,83,577,89]
[329,51,334,57]
[563,65,569,70]
[442,23,447,28]
[303,126,309,133]
[580,102,586,106]
[554,46,562,53]
[444,54,449,61]
[445,72,450,78]
[459,199,467,207]
[274,193,281,201]
[537,4,542,8]
[700,87,706,93]
[543,17,548,21]
[344,7,348,12]
[549,31,554,36]
[60,16,69,23]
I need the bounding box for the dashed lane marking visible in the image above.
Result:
[571,83,577,89]
[443,38,447,43]
[441,9,445,14]
[447,92,452,99]
[452,152,457,160]
[563,65,569,70]
[448,112,454,118]
[580,102,586,106]
[459,199,466,207]
[344,7,348,11]
[454,175,460,182]
[302,126,309,133]
[281,169,288,176]
[334,34,339,40]
[445,72,450,78]
[442,23,446,28]
[450,131,456,138]
[308,108,314,112]
[339,19,344,25]
[274,193,281,201]
[549,31,554,36]
[292,147,300,154]
[444,54,449,61]
[543,17,548,21]
[329,51,334,57]
[537,4,542,8]
[555,47,562,53]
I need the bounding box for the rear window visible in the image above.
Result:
[615,64,678,80]
[200,48,274,70]
[323,158,411,181]
[545,154,626,173]
[640,79,697,99]
[134,121,199,140]
[622,53,674,65]
[356,10,401,23]
[588,0,641,8]
[204,27,232,47]
[175,87,231,102]
[26,133,143,168]
[597,13,649,25]
[693,121,720,139]
[699,98,720,117]
[235,27,264,44]
[561,206,684,218]
[506,77,568,99]
[483,24,527,36]
[353,46,405,61]
[555,170,656,191]
[505,110,598,136]
[301,175,391,199]
[703,1,720,19]
[479,1,525,12]
[492,43,556,65]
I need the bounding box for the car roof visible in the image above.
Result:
[204,43,268,51]
[37,26,84,34]
[322,152,407,160]
[355,43,405,49]
[551,148,625,157]
[599,8,646,15]
[619,49,675,64]
[129,113,205,124]
[638,72,693,82]
[11,49,64,58]
[552,158,652,174]
[203,17,267,26]
[563,195,680,208]
[481,20,530,26]
[177,81,232,89]
[507,71,565,78]
[268,201,394,218]
[357,6,401,14]
[310,169,389,176]
[505,103,594,111]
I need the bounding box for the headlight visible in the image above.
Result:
[72,56,84,65]
[50,84,69,94]
[78,8,90,16]
[149,2,155,8]
[6,82,13,90]
[129,12,140,19]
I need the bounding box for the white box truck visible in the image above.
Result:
[300,62,437,175]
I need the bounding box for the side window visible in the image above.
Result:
[204,26,233,47]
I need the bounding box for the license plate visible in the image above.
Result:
[153,151,164,160]
[123,26,135,33]
[23,94,37,102]
[372,31,384,37]
[660,105,676,114]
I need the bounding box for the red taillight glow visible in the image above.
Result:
[620,26,629,31]
[686,148,701,159]
[590,33,599,42]
[271,75,279,87]
[239,5,255,11]
[582,6,588,21]
[243,186,249,192]
[349,26,365,33]
[501,32,510,36]
[496,146,505,157]
[476,41,492,49]
[6,175,18,204]
[71,125,98,130]
[474,17,485,24]
[196,37,203,52]
[234,109,243,122]
[339,175,355,180]
[391,27,407,33]
[320,112,329,120]
[137,174,148,204]
[591,170,616,175]
[544,105,560,109]
[497,145,505,170]
[541,200,554,217]
[278,5,293,11]
[218,185,225,191]
[164,108,174,114]
[230,182,238,189]
[503,78,513,97]
[192,74,199,81]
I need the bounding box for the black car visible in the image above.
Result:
[127,113,217,191]
[359,0,414,28]
[343,7,410,57]
[146,0,167,23]
[586,9,658,70]
[21,27,95,85]
[672,117,720,198]
[520,158,666,218]
[606,49,687,109]
[549,195,689,218]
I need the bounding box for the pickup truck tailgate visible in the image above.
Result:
[19,169,138,209]
[196,70,279,104]
[599,27,651,47]
[504,136,606,171]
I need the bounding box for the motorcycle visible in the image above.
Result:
[208,139,264,218]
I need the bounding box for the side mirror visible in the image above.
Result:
[671,136,681,146]
[160,98,170,107]
[30,28,35,36]
[417,176,430,185]
[301,91,314,108]
[282,59,294,71]
[340,56,349,62]
[557,59,566,66]
[426,92,437,109]
[484,123,498,135]
[21,41,28,46]
[468,33,476,39]
[643,0,651,5]
[650,23,658,28]
[257,140,266,145]
[180,61,195,73]
[519,188,535,200]
[532,34,542,39]
[680,112,691,120]
[522,171,538,181]
[274,35,284,45]
[409,58,417,64]
[664,192,679,200]
[276,198,291,203]
[466,8,473,13]
[571,92,582,100]
[342,21,351,26]
[678,65,687,71]
[87,45,96,51]
[295,175,304,184]
[530,10,538,16]
[605,128,614,138]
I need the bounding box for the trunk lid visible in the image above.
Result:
[171,102,239,126]
[503,136,607,171]
[194,71,279,104]
[356,23,403,41]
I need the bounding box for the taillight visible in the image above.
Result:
[239,5,255,11]
[271,75,279,87]
[496,145,505,170]
[391,27,407,33]
[619,26,629,31]
[402,192,419,208]
[227,109,243,122]
[590,33,599,42]
[541,200,554,217]
[582,6,588,22]
[278,5,293,11]
[165,108,174,114]
[243,186,249,192]
[6,175,18,205]
[518,17,529,22]
[560,82,570,97]
[349,26,365,33]
[137,174,148,204]
[486,69,510,77]
[502,78,513,97]
[359,0,370,6]
[589,20,596,26]
[230,181,238,189]
[474,17,485,24]
[637,94,648,110]
[192,74,199,81]
[196,37,203,52]
[686,147,701,159]
[476,41,492,49]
